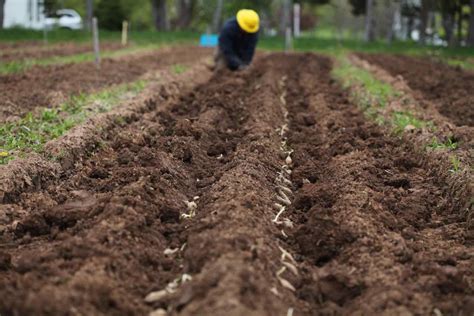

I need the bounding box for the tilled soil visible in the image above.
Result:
[0,41,44,50]
[0,46,211,123]
[0,42,124,63]
[0,53,472,315]
[357,53,474,127]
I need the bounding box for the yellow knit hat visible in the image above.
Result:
[236,9,260,33]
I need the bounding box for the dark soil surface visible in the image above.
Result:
[0,53,471,315]
[0,42,124,63]
[0,46,211,123]
[358,53,474,127]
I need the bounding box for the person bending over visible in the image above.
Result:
[215,9,260,71]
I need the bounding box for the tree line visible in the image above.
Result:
[359,0,474,46]
[0,0,473,46]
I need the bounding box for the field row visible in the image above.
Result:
[0,47,472,315]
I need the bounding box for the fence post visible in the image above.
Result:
[122,20,129,46]
[285,27,293,52]
[43,26,48,45]
[92,17,100,69]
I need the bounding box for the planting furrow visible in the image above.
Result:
[0,54,300,315]
[0,52,471,316]
[281,54,473,315]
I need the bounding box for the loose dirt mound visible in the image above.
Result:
[0,46,211,123]
[0,42,124,63]
[0,53,471,315]
[358,53,474,127]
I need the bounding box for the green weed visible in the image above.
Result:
[428,137,458,150]
[449,155,462,173]
[172,64,188,74]
[391,111,431,135]
[0,80,146,164]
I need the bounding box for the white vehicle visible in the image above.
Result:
[45,9,83,30]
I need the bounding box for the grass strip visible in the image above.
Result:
[0,80,146,164]
[445,58,474,71]
[332,53,398,124]
[332,54,467,173]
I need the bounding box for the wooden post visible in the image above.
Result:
[92,17,100,69]
[122,20,129,46]
[293,3,300,38]
[43,26,48,45]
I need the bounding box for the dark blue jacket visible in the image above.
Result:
[218,18,259,70]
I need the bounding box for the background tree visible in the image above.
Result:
[176,0,195,29]
[0,0,5,29]
[96,1,127,30]
[86,0,93,31]
[419,0,432,44]
[364,0,374,42]
[348,0,366,15]
[212,0,224,32]
[468,0,474,46]
[151,0,168,30]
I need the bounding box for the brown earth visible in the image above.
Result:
[357,54,474,127]
[0,53,472,315]
[0,46,211,123]
[0,42,124,64]
[0,41,44,50]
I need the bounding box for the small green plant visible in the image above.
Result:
[172,64,187,74]
[449,155,462,173]
[428,137,458,150]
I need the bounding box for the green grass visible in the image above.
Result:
[449,155,462,173]
[259,36,474,58]
[0,80,146,164]
[332,54,434,135]
[332,54,398,110]
[391,111,431,135]
[445,58,474,70]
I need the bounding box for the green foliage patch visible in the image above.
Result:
[0,80,146,164]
